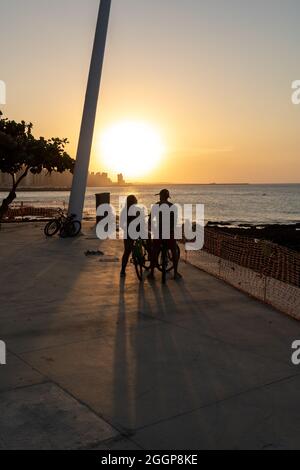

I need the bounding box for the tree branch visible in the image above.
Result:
[15,166,30,188]
[10,173,16,187]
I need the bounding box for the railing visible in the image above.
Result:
[5,205,57,220]
[185,228,300,320]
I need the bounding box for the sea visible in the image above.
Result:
[1,184,300,226]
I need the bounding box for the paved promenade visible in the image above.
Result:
[1,222,300,450]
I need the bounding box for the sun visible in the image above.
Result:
[99,120,165,179]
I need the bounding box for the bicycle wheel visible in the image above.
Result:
[142,240,151,270]
[60,220,81,238]
[69,220,81,238]
[44,220,60,237]
[133,253,143,281]
[157,248,171,272]
[166,244,181,272]
[132,241,144,282]
[157,244,180,273]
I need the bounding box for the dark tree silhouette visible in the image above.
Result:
[0,112,75,220]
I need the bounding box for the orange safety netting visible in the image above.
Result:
[203,228,300,289]
[6,207,57,219]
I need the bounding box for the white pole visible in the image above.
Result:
[68,0,111,221]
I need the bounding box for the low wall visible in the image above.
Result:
[185,231,300,320]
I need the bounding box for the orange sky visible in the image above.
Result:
[1,0,300,183]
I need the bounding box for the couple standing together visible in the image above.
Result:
[120,189,182,280]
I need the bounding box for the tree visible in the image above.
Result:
[0,112,75,220]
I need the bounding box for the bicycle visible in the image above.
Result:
[131,239,149,282]
[44,208,81,238]
[157,241,181,284]
[130,237,180,283]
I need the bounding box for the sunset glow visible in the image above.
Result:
[99,121,165,179]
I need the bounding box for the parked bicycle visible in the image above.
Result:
[44,208,81,238]
[131,238,180,283]
[131,239,149,282]
[157,241,181,284]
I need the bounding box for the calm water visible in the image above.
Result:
[1,184,300,225]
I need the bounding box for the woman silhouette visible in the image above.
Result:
[120,195,138,277]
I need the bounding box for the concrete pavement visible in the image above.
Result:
[1,222,300,449]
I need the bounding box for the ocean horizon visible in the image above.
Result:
[1,183,299,226]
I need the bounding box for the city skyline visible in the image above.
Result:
[0,169,127,189]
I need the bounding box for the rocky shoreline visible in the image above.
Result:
[207,222,300,252]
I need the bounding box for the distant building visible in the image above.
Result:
[0,168,73,189]
[117,174,125,186]
[88,172,113,187]
[22,170,73,188]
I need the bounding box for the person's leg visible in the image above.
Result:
[149,240,160,278]
[121,240,133,276]
[146,237,152,262]
[170,240,182,279]
[144,237,152,270]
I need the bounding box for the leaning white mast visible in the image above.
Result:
[68,0,111,221]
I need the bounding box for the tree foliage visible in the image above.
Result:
[0,112,75,220]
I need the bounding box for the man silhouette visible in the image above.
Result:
[149,189,182,280]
